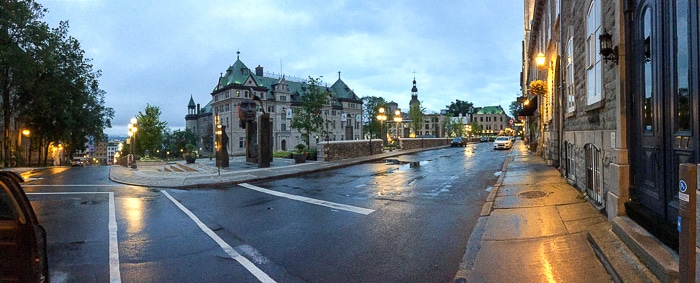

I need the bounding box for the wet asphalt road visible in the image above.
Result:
[22,142,509,282]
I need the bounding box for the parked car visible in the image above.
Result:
[0,171,49,282]
[451,137,466,147]
[493,136,513,150]
[480,136,488,142]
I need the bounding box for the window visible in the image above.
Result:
[675,0,691,132]
[239,137,244,148]
[281,123,286,131]
[585,143,604,208]
[586,0,602,105]
[280,96,286,102]
[565,141,575,180]
[566,36,576,112]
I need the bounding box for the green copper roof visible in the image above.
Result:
[330,78,360,100]
[213,56,361,104]
[188,95,196,108]
[475,106,506,115]
[214,58,258,91]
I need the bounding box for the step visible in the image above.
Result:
[612,216,679,282]
[588,221,659,283]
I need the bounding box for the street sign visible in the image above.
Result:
[509,118,514,125]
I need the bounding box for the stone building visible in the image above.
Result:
[522,0,700,276]
[187,53,363,156]
[472,106,512,136]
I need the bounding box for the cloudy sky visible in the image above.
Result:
[40,0,524,137]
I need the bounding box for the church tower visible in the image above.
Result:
[409,76,420,109]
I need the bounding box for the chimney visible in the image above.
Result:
[197,103,200,114]
[255,65,264,76]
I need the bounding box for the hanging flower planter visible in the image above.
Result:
[529,80,547,96]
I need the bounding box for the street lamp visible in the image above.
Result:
[127,117,138,168]
[376,107,387,145]
[22,129,30,166]
[535,52,546,67]
[393,109,402,142]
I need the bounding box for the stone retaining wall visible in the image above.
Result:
[316,140,384,161]
[314,138,451,161]
[399,138,451,150]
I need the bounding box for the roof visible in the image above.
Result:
[475,105,506,115]
[212,56,361,104]
[188,95,196,108]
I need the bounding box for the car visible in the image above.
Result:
[451,137,466,147]
[493,136,513,150]
[71,158,84,167]
[480,136,488,142]
[0,171,49,282]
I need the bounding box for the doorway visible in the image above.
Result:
[628,0,699,251]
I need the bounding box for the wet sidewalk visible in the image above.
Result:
[454,141,617,282]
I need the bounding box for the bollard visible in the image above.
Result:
[678,163,696,282]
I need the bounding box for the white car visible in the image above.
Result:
[493,136,513,150]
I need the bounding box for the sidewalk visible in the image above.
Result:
[453,141,659,282]
[109,147,432,188]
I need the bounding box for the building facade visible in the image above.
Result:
[472,106,513,136]
[187,53,363,156]
[522,0,700,267]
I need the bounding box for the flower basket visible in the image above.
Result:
[529,80,547,96]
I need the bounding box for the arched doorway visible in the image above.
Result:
[281,139,287,151]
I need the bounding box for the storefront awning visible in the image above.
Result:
[517,96,538,116]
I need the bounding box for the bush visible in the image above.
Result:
[295,143,307,153]
[273,150,291,158]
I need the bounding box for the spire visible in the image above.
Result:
[410,75,419,108]
[236,49,240,60]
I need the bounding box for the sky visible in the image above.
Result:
[40,0,524,137]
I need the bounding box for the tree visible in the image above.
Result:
[3,3,114,166]
[135,104,168,157]
[470,121,484,137]
[361,96,387,138]
[162,128,197,158]
[291,77,330,146]
[408,102,425,136]
[509,100,521,121]
[446,99,474,117]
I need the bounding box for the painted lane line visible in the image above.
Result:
[23,184,130,187]
[27,192,121,283]
[108,192,120,283]
[161,191,275,283]
[239,183,375,215]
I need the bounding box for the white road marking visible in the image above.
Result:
[27,192,121,283]
[23,184,128,187]
[239,183,375,215]
[161,191,276,283]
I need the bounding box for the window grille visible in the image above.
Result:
[584,143,604,207]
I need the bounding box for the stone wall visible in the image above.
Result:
[399,138,451,150]
[316,140,383,161]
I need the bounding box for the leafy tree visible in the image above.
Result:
[470,121,484,136]
[135,104,168,157]
[162,128,197,158]
[509,100,521,121]
[291,77,330,146]
[361,96,387,138]
[452,116,466,137]
[2,3,113,166]
[446,99,474,117]
[408,102,425,136]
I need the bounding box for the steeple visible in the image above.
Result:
[410,75,420,108]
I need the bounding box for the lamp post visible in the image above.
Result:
[377,107,387,145]
[22,129,30,166]
[393,109,402,148]
[127,117,138,168]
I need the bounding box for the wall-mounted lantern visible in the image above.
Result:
[599,31,619,64]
